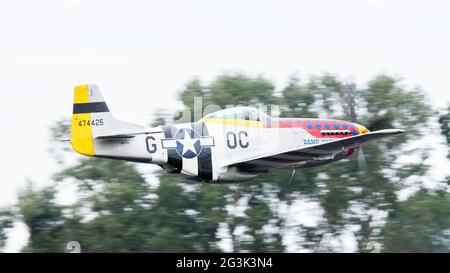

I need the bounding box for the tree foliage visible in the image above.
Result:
[1,72,448,253]
[382,189,450,252]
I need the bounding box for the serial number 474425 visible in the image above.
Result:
[78,119,104,127]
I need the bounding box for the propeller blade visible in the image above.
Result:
[358,147,367,172]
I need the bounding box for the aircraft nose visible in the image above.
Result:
[355,123,370,134]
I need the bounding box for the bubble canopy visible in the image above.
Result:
[202,106,270,122]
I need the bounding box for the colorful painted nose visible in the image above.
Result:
[355,123,370,134]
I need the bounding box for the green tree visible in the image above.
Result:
[18,183,65,252]
[312,75,432,252]
[209,73,274,107]
[178,79,206,122]
[0,208,14,252]
[150,174,228,252]
[173,73,434,252]
[55,158,156,252]
[438,104,450,159]
[281,75,316,117]
[381,189,450,252]
[438,103,450,189]
[11,72,441,253]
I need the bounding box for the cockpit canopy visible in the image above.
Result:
[203,106,270,122]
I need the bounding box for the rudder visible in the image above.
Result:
[71,84,115,156]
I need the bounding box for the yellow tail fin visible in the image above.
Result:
[71,84,95,156]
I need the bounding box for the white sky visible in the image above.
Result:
[1,0,450,251]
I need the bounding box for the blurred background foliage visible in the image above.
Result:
[0,73,449,253]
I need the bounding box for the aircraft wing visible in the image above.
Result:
[228,129,405,172]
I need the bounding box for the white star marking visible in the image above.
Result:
[180,129,199,156]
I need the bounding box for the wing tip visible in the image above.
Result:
[372,129,405,135]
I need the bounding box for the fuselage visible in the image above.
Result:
[92,116,369,183]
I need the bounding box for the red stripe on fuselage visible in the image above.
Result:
[266,118,358,138]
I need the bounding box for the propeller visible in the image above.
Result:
[357,147,367,172]
[341,82,368,173]
[288,168,296,184]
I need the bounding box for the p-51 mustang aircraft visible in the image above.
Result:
[71,84,404,182]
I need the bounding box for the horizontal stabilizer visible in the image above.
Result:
[95,128,165,139]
